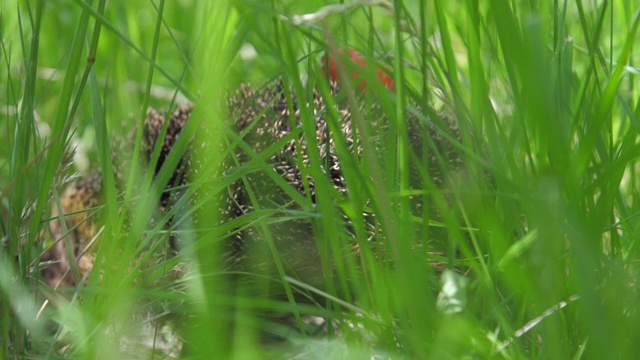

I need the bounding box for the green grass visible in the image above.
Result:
[2,0,640,358]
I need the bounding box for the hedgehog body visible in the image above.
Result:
[42,79,463,292]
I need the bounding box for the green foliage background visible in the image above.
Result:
[1,0,640,358]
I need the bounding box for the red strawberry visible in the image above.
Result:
[322,48,394,91]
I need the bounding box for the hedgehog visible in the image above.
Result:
[41,78,464,294]
[44,170,103,287]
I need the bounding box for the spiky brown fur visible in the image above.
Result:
[42,79,462,291]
